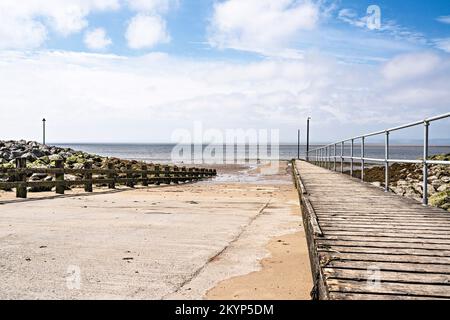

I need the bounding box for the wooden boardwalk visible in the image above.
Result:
[293,161,450,300]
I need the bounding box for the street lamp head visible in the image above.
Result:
[42,118,46,122]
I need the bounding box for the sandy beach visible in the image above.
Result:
[0,161,312,300]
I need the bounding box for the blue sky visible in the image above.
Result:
[0,0,449,143]
[37,0,450,59]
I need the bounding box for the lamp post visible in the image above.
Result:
[42,118,46,145]
[306,117,311,161]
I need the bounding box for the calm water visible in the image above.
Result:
[54,143,450,164]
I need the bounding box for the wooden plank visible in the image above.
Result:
[329,292,447,300]
[321,227,450,235]
[319,245,450,258]
[319,251,450,265]
[324,268,450,285]
[327,279,450,298]
[328,260,450,274]
[322,235,450,245]
[317,239,450,251]
[324,231,450,240]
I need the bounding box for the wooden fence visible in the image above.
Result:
[0,158,216,199]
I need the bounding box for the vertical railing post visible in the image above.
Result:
[361,137,365,182]
[107,163,115,189]
[350,139,354,177]
[423,121,430,205]
[15,157,27,198]
[141,164,148,187]
[385,131,390,192]
[84,161,93,192]
[328,146,331,170]
[334,144,337,172]
[55,159,65,195]
[341,142,344,173]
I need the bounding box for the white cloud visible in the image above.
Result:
[0,0,120,49]
[84,28,112,50]
[208,0,320,53]
[125,14,170,49]
[0,50,449,142]
[437,16,450,24]
[126,0,177,14]
[434,38,450,53]
[0,15,48,50]
[382,52,442,81]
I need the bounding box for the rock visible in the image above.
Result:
[73,163,84,170]
[64,174,78,181]
[371,182,382,188]
[48,154,62,161]
[437,184,449,193]
[429,190,450,209]
[29,173,48,181]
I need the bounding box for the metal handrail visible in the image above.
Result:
[306,112,450,205]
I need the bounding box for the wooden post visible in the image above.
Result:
[155,164,160,185]
[84,161,93,192]
[55,159,65,195]
[188,168,194,182]
[107,163,115,189]
[141,164,148,187]
[181,167,187,183]
[126,164,134,188]
[164,166,171,184]
[15,157,27,198]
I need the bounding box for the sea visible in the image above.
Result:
[54,143,450,164]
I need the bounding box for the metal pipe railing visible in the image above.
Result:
[306,113,450,205]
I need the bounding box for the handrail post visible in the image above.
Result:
[423,121,430,205]
[385,131,390,192]
[340,142,344,173]
[361,137,365,182]
[55,159,65,195]
[334,144,337,172]
[15,157,27,198]
[84,161,93,192]
[328,146,331,170]
[107,163,115,189]
[350,139,354,177]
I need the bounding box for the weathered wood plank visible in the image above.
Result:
[324,268,450,285]
[327,279,450,298]
[294,160,450,300]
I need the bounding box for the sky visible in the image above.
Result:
[0,0,449,143]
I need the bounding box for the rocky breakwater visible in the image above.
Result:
[0,140,149,192]
[362,154,450,212]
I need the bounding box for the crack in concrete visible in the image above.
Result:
[162,200,271,299]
